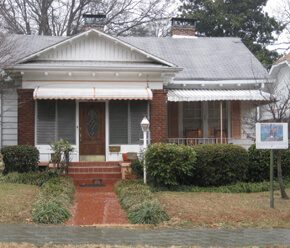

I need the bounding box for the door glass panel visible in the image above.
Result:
[87,110,98,138]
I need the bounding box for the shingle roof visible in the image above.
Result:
[4,33,270,81]
[274,53,290,65]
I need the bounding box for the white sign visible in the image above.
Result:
[256,123,288,149]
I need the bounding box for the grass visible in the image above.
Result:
[1,245,290,248]
[157,189,290,228]
[0,183,40,224]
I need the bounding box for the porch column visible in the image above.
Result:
[150,89,168,143]
[220,101,223,144]
[18,89,35,146]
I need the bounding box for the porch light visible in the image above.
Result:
[141,116,150,132]
[140,116,150,184]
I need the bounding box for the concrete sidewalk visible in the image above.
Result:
[0,224,290,246]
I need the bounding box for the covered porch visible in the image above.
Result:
[167,89,268,149]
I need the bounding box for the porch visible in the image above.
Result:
[167,89,266,149]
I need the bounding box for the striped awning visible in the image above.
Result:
[33,86,153,100]
[168,89,270,102]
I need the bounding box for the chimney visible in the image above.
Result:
[171,18,197,37]
[83,14,106,31]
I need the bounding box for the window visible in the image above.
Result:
[183,102,202,137]
[109,100,148,144]
[37,100,76,145]
[208,101,227,137]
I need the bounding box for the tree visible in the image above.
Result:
[0,0,175,37]
[178,0,285,68]
[242,80,290,200]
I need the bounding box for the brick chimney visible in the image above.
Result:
[83,14,106,31]
[171,18,197,37]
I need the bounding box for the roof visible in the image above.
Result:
[274,53,290,65]
[3,32,270,81]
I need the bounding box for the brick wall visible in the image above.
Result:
[84,24,105,31]
[150,89,168,143]
[18,89,35,146]
[172,26,196,36]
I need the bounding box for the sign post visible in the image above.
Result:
[256,123,288,208]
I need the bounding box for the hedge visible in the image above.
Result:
[191,144,248,187]
[1,145,39,175]
[248,144,290,182]
[145,143,196,187]
[115,180,169,225]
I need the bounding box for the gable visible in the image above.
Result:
[17,29,176,68]
[36,33,152,62]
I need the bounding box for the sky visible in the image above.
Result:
[264,0,289,54]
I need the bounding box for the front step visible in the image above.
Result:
[68,161,122,185]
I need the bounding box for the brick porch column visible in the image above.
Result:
[150,89,168,143]
[18,89,35,146]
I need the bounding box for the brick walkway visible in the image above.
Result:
[66,184,129,225]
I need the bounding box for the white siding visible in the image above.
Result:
[1,88,19,147]
[36,35,151,62]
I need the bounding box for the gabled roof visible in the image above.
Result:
[3,30,271,81]
[274,53,290,65]
[14,29,177,68]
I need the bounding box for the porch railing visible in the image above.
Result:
[167,138,254,149]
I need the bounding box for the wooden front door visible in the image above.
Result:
[79,102,105,161]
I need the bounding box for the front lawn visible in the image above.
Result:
[157,189,290,228]
[0,183,40,224]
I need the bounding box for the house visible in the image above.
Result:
[0,15,272,163]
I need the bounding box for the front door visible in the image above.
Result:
[79,102,105,162]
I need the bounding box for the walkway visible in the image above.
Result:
[65,184,129,225]
[0,225,289,246]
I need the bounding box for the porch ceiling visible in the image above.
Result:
[167,89,270,102]
[33,86,152,100]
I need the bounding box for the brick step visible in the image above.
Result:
[73,179,121,185]
[69,173,122,179]
[69,162,120,167]
[68,167,121,173]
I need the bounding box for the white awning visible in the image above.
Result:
[168,89,270,102]
[33,86,153,100]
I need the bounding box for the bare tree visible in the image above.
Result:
[0,0,175,37]
[243,80,290,200]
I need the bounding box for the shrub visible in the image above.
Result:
[1,170,59,186]
[115,180,169,225]
[192,144,248,187]
[1,145,39,175]
[32,175,75,224]
[248,144,290,182]
[130,158,144,179]
[145,143,196,187]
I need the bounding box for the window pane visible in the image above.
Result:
[109,100,128,144]
[37,100,56,144]
[131,100,148,144]
[183,102,202,137]
[57,100,76,144]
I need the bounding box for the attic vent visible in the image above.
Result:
[171,18,197,37]
[83,14,106,31]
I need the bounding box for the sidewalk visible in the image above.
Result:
[0,224,289,246]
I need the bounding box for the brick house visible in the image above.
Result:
[1,16,272,164]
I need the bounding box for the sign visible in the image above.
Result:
[256,123,288,149]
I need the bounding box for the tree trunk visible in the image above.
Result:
[276,150,289,199]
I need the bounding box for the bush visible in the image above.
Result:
[145,143,196,187]
[32,175,75,224]
[115,180,169,225]
[192,144,248,187]
[0,170,60,186]
[1,145,39,175]
[130,158,144,179]
[248,144,290,182]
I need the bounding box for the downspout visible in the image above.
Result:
[220,101,223,144]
